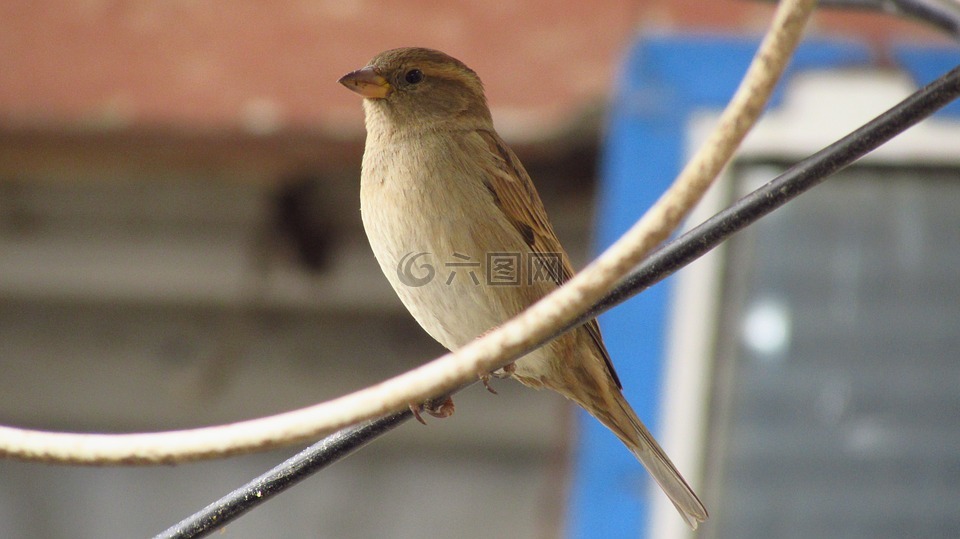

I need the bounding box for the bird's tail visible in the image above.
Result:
[556,353,708,529]
[605,393,708,529]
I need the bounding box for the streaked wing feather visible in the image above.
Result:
[475,129,622,389]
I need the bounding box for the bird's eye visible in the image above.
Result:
[404,69,424,84]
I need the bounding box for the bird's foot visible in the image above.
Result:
[479,372,498,394]
[494,362,516,378]
[409,396,455,425]
[479,362,515,394]
[477,363,517,395]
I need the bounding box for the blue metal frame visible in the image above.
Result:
[568,35,887,538]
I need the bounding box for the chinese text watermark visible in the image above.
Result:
[396,251,562,287]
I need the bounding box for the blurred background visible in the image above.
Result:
[0,1,958,538]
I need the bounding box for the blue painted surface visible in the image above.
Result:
[893,45,960,118]
[568,35,877,539]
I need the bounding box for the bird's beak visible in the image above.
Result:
[338,66,393,99]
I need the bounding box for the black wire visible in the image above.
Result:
[756,0,960,40]
[889,0,960,37]
[155,411,412,539]
[156,62,960,539]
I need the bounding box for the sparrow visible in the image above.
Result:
[339,47,707,528]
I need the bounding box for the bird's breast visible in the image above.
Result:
[359,133,548,350]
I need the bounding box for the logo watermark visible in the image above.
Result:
[397,251,436,287]
[396,251,562,287]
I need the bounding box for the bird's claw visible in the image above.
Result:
[480,362,516,394]
[410,396,455,424]
[409,404,427,425]
[479,372,498,394]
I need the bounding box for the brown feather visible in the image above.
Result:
[475,129,622,389]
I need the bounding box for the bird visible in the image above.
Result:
[339,47,707,528]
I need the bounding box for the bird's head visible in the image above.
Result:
[339,47,493,131]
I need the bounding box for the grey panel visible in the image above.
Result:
[706,165,960,539]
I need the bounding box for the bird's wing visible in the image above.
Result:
[474,129,622,389]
